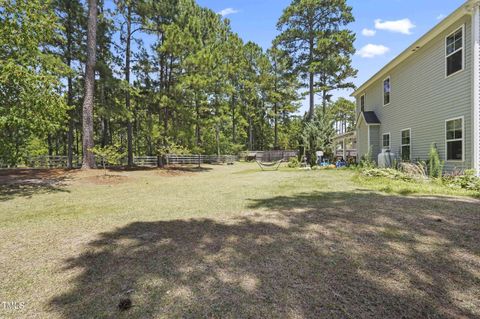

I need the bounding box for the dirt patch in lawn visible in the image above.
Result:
[151,165,212,177]
[0,169,70,201]
[154,168,193,177]
[79,174,130,185]
[0,168,69,184]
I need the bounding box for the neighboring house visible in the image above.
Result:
[353,0,480,175]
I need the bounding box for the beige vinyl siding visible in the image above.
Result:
[357,120,369,160]
[369,126,381,161]
[475,7,480,174]
[360,16,473,172]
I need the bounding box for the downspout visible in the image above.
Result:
[472,2,480,176]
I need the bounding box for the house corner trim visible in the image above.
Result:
[473,4,480,176]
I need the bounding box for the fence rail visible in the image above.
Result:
[240,150,298,162]
[133,156,159,167]
[26,156,82,168]
[10,154,239,169]
[165,155,238,166]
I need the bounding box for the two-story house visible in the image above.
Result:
[353,0,480,175]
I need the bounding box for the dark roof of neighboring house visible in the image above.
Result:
[362,111,381,124]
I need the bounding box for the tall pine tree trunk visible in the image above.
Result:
[81,0,97,169]
[66,2,74,169]
[322,90,326,114]
[195,97,201,146]
[248,116,253,151]
[308,71,314,121]
[215,125,220,156]
[67,76,74,168]
[125,5,133,167]
[274,102,278,149]
[308,32,315,121]
[231,93,236,144]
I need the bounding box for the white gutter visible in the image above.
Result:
[353,0,478,97]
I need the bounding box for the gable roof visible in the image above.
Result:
[356,111,381,127]
[352,0,477,97]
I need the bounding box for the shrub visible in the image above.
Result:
[359,146,375,169]
[157,138,192,157]
[361,168,412,181]
[443,169,480,192]
[90,145,126,175]
[287,157,299,168]
[398,161,427,179]
[427,144,444,178]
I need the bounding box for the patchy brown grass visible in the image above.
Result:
[0,168,71,201]
[79,174,130,185]
[0,164,479,318]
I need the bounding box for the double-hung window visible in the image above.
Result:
[446,26,464,77]
[401,129,411,161]
[360,94,365,112]
[382,133,390,150]
[446,117,463,161]
[383,77,391,106]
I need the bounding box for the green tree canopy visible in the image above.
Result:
[276,0,357,118]
[0,0,69,165]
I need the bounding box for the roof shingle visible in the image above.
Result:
[362,111,381,124]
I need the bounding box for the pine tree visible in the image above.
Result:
[276,0,356,119]
[81,0,98,169]
[267,46,300,148]
[53,0,86,168]
[329,98,356,133]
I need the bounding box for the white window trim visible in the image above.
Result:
[401,128,411,161]
[383,76,391,106]
[360,93,366,111]
[445,116,465,162]
[382,132,391,150]
[445,24,465,78]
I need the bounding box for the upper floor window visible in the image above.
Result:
[446,117,463,161]
[446,26,464,77]
[401,129,411,161]
[383,77,391,106]
[360,94,365,112]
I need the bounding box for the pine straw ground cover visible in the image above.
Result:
[0,163,479,318]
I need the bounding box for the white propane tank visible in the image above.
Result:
[378,149,396,168]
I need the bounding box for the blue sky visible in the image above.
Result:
[196,0,465,112]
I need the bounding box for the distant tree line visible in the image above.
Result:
[0,0,356,167]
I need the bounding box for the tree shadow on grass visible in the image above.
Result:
[49,191,480,318]
[0,169,70,201]
[166,165,213,173]
[110,165,213,173]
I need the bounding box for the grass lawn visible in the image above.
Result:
[0,163,479,318]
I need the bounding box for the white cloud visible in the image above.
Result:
[437,14,446,20]
[218,8,239,17]
[374,18,416,35]
[357,44,390,58]
[362,28,376,37]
